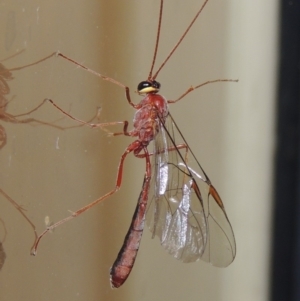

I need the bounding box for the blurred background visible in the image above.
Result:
[0,0,295,300]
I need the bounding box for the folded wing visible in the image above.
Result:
[146,113,236,266]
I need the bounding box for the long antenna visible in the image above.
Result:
[153,0,210,79]
[148,0,164,80]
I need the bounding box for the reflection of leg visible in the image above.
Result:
[0,49,25,63]
[0,98,98,130]
[31,140,141,256]
[6,99,67,129]
[0,189,37,250]
[46,98,130,134]
[8,52,57,73]
[13,99,48,118]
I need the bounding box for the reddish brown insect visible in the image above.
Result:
[31,0,237,288]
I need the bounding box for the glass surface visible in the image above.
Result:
[0,0,278,300]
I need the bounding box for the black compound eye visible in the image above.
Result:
[137,81,151,92]
[137,80,161,94]
[152,81,161,90]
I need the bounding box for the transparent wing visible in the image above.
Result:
[146,113,236,266]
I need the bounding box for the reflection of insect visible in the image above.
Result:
[0,217,7,271]
[0,195,37,271]
[31,0,237,288]
[0,50,63,148]
[0,51,59,251]
[0,188,38,250]
[0,51,98,252]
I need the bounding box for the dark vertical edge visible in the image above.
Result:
[270,1,300,301]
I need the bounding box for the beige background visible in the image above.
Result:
[0,0,278,300]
